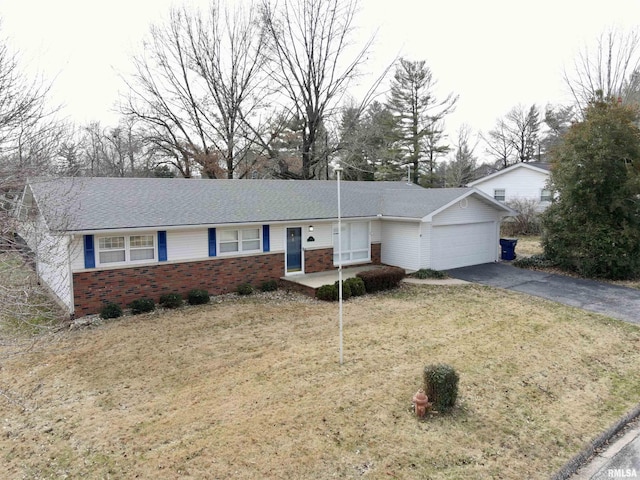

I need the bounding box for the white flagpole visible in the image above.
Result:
[336,166,343,365]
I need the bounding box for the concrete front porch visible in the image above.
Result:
[280,265,387,296]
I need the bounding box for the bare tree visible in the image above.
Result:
[122,1,270,178]
[564,27,640,112]
[483,104,540,168]
[261,0,375,179]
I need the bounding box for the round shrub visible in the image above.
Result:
[344,277,366,297]
[100,302,122,320]
[334,280,352,300]
[260,280,279,292]
[236,283,254,296]
[128,298,155,315]
[159,293,183,309]
[316,284,338,301]
[187,289,210,305]
[423,364,459,413]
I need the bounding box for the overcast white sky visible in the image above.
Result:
[2,0,640,140]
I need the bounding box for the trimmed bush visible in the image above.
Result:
[260,280,279,292]
[100,302,123,320]
[187,289,210,305]
[411,268,448,280]
[316,284,338,301]
[344,276,366,297]
[159,293,183,309]
[236,283,254,296]
[334,280,352,300]
[512,254,556,270]
[128,298,155,315]
[423,364,459,413]
[356,266,405,293]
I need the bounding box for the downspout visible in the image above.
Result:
[67,235,75,319]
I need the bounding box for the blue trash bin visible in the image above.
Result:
[499,238,518,261]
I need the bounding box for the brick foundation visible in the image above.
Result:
[72,243,383,316]
[73,252,285,316]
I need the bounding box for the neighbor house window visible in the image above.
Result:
[219,228,261,254]
[540,189,552,202]
[98,234,155,265]
[494,189,506,202]
[332,222,370,265]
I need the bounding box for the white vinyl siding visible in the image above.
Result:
[167,230,208,261]
[332,221,370,265]
[380,221,420,271]
[433,195,503,225]
[471,166,550,209]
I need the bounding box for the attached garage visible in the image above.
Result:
[430,222,497,270]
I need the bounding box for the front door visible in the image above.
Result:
[286,227,302,273]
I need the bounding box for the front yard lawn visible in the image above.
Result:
[1,285,639,479]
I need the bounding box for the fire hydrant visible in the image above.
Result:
[413,389,431,418]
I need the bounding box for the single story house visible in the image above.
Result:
[468,162,552,211]
[17,177,516,317]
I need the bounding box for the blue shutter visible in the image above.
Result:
[208,228,216,257]
[262,225,270,252]
[84,235,95,269]
[158,231,167,261]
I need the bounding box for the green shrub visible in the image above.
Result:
[411,268,448,280]
[316,284,338,301]
[356,266,405,293]
[334,280,352,300]
[236,283,254,296]
[187,289,210,305]
[260,280,279,292]
[159,293,182,309]
[128,297,155,314]
[423,364,459,413]
[100,302,123,320]
[344,276,366,297]
[512,254,556,270]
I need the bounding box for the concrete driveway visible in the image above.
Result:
[446,263,640,325]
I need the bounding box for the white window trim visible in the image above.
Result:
[332,221,371,266]
[96,233,157,267]
[218,227,262,256]
[540,188,552,202]
[494,188,506,202]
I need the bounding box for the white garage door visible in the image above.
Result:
[431,222,497,270]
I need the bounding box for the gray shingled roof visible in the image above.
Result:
[27,177,500,233]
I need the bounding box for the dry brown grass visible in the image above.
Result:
[514,236,544,257]
[2,285,640,479]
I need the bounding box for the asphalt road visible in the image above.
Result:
[447,263,640,325]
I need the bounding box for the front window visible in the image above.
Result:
[219,228,261,254]
[98,235,155,265]
[494,189,506,202]
[333,222,370,265]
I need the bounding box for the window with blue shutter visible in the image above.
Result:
[208,228,216,257]
[262,225,270,252]
[158,231,167,261]
[84,235,95,269]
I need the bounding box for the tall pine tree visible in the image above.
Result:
[387,58,457,185]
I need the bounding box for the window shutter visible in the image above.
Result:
[158,231,167,261]
[262,225,270,252]
[84,235,95,269]
[208,228,216,257]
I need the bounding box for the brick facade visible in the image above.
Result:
[73,252,284,316]
[72,243,383,316]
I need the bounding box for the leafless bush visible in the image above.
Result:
[502,198,542,236]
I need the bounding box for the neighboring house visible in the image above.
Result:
[16,178,516,317]
[467,162,552,210]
